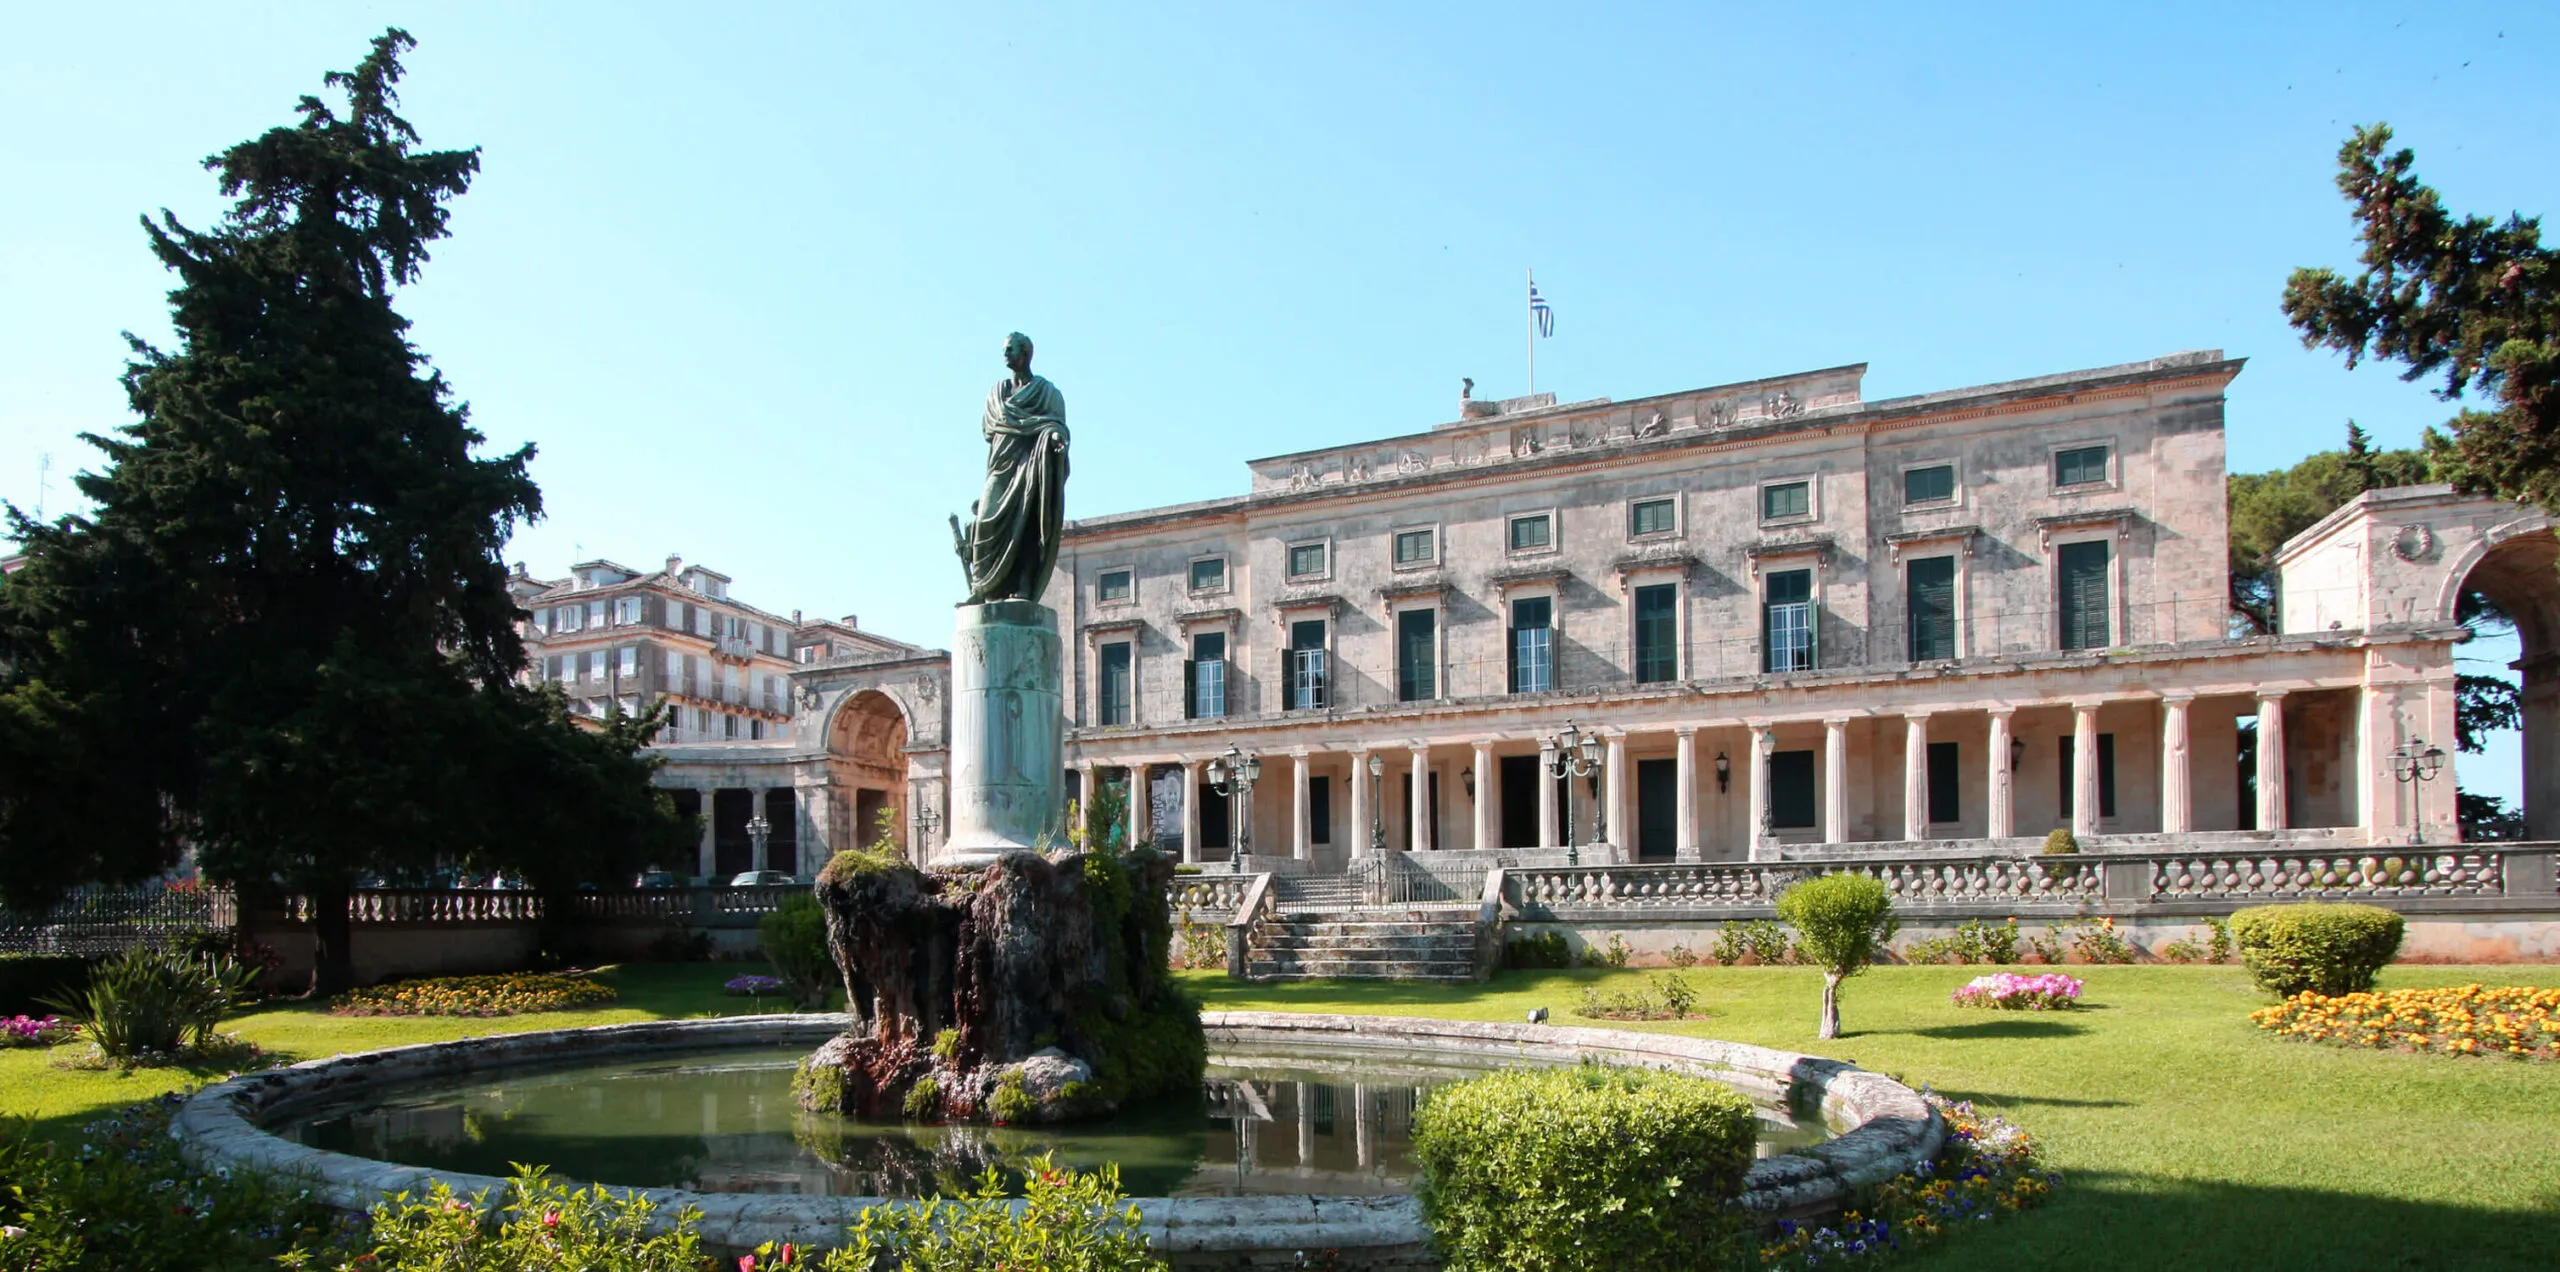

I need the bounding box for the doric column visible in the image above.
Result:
[2161,695,2193,835]
[1674,728,1699,863]
[1537,747,1559,849]
[1130,763,1152,851]
[1904,713,1932,841]
[1986,710,2016,840]
[1748,725,1776,861]
[696,791,717,880]
[1291,751,1312,861]
[2257,691,2290,831]
[1471,740,1495,851]
[1603,733,1628,853]
[2073,704,2101,839]
[1180,759,1202,864]
[1409,744,1430,851]
[1348,748,1372,858]
[1823,718,1849,845]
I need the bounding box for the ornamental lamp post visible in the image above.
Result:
[2389,738,2447,845]
[1206,745,1262,859]
[1366,752,1387,854]
[745,812,772,877]
[1540,720,1607,867]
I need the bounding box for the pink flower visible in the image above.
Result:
[739,1257,756,1272]
[542,1210,560,1229]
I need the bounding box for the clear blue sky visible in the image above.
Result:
[0,3,2544,793]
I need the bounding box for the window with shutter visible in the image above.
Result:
[1907,555,1956,661]
[1763,569,1816,672]
[1288,620,1328,709]
[1186,631,1227,719]
[1098,642,1133,725]
[1508,597,1553,693]
[1633,584,1678,683]
[1396,608,1437,702]
[2057,540,2111,650]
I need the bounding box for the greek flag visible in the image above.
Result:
[1529,280,1555,337]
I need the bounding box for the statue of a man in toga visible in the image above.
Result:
[951,332,1069,606]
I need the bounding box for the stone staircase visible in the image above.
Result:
[1243,905,1483,982]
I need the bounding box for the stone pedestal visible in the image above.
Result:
[940,600,1064,868]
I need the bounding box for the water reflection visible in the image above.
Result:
[291,1045,1822,1199]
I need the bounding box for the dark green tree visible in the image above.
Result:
[2284,123,2560,516]
[2225,420,2430,633]
[0,30,684,989]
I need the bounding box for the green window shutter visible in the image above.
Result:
[1769,750,1817,828]
[1397,608,1437,702]
[1908,555,1956,661]
[2056,540,2110,650]
[1633,583,1678,683]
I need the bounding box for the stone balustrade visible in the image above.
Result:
[1171,873,1254,921]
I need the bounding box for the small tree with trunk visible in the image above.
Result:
[1775,874,1897,1040]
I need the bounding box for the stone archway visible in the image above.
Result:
[828,690,911,858]
[2440,519,2560,840]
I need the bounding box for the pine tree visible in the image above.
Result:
[0,30,684,990]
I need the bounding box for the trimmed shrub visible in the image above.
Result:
[1503,931,1571,969]
[2229,903,2405,996]
[1411,1065,1756,1272]
[2041,828,2079,855]
[759,891,835,1010]
[1776,874,1898,1039]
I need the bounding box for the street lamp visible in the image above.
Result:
[745,812,772,875]
[1714,751,1731,795]
[1366,752,1386,853]
[2390,738,2447,845]
[1205,744,1261,858]
[1540,720,1606,866]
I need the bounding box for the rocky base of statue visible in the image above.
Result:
[792,841,1203,1126]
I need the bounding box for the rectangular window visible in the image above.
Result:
[1769,750,1817,829]
[2059,734,2119,819]
[1908,555,1957,662]
[1904,464,1956,505]
[1633,583,1679,684]
[1288,619,1328,710]
[1098,642,1133,726]
[1507,513,1552,552]
[693,608,710,637]
[2057,540,2111,650]
[1310,776,1332,845]
[587,600,606,628]
[1763,569,1816,673]
[1188,558,1225,593]
[1098,569,1133,603]
[1393,528,1435,566]
[1762,481,1811,520]
[1287,542,1328,579]
[1927,740,1960,824]
[2055,444,2110,487]
[665,601,684,631]
[617,646,638,678]
[1396,608,1437,702]
[1186,631,1227,720]
[1629,497,1676,537]
[1508,596,1554,694]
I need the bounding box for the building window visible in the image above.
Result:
[1287,619,1328,710]
[1393,528,1436,567]
[1763,568,1816,673]
[2057,540,2111,650]
[1187,557,1226,594]
[1287,541,1328,579]
[664,601,685,631]
[2060,734,2119,819]
[1508,596,1554,694]
[1185,631,1227,720]
[1628,497,1677,538]
[1904,464,1956,506]
[1907,555,1957,662]
[1761,481,1811,521]
[1632,583,1679,684]
[1396,607,1437,702]
[617,646,638,678]
[1927,740,1960,824]
[1769,750,1817,829]
[1507,513,1553,553]
[1097,641,1133,726]
[2055,444,2110,488]
[1098,569,1133,603]
[1310,776,1332,845]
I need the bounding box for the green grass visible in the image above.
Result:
[0,963,804,1140]
[1185,963,2560,1271]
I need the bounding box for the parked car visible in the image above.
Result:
[728,870,797,887]
[633,870,682,890]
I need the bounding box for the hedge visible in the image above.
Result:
[2228,902,2405,997]
[1410,1065,1756,1272]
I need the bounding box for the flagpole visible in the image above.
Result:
[1526,267,1536,396]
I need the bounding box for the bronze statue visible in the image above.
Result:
[950,332,1069,605]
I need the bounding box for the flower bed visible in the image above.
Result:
[2249,983,2560,1060]
[1749,1094,2057,1269]
[0,1014,76,1047]
[331,973,617,1018]
[724,974,787,997]
[1950,972,2082,1011]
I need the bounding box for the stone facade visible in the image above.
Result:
[1040,351,2552,867]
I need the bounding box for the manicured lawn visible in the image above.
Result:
[1185,963,2560,1271]
[0,962,798,1139]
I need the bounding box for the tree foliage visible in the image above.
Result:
[2284,123,2560,517]
[2226,421,2432,633]
[0,30,685,989]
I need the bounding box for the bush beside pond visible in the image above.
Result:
[2228,903,2404,997]
[1412,1065,1757,1272]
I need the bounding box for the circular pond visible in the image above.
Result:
[287,1042,1829,1200]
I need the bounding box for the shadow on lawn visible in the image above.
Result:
[1862,1018,2090,1041]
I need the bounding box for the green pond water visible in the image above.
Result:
[289,1044,1826,1198]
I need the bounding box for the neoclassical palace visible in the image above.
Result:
[627,349,2556,878]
